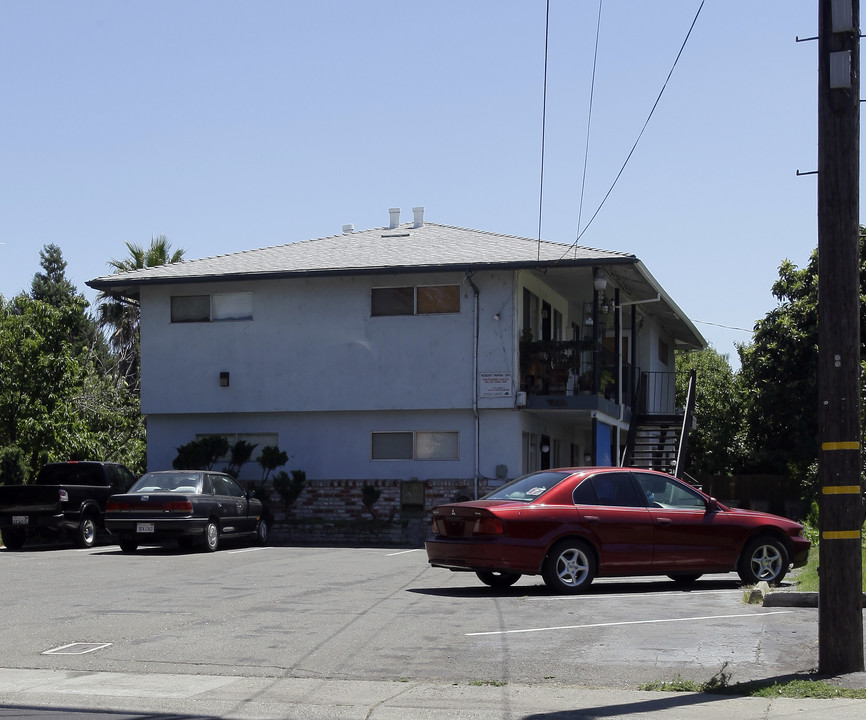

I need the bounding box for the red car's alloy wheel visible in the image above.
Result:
[542,539,596,594]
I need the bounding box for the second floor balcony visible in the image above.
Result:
[519,339,634,411]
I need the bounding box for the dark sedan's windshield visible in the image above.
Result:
[482,471,573,503]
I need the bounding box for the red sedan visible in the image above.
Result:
[425,467,810,593]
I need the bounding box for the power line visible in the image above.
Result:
[693,319,752,333]
[558,0,706,261]
[575,0,605,256]
[536,0,551,261]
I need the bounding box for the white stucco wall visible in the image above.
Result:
[140,270,525,480]
[146,407,528,482]
[137,266,682,482]
[141,271,518,416]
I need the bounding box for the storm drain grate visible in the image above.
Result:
[43,642,112,655]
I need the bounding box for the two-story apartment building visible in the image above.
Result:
[88,208,705,510]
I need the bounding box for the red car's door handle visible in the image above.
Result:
[657,518,672,525]
[583,515,600,523]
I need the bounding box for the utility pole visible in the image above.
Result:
[817,0,864,675]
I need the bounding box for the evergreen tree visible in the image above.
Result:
[30,244,96,353]
[30,244,77,307]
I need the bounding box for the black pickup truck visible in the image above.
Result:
[0,461,137,550]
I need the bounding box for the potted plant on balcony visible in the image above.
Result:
[578,371,593,393]
[600,369,615,398]
[548,349,571,394]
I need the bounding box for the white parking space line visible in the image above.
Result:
[227,546,274,554]
[43,642,112,655]
[386,549,425,556]
[466,610,794,637]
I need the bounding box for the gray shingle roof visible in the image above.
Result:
[87,221,635,291]
[86,219,704,348]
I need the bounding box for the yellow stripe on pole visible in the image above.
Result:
[822,530,862,540]
[821,441,860,450]
[822,485,863,495]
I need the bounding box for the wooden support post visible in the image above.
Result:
[817,0,864,676]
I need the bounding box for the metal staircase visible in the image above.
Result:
[622,370,696,478]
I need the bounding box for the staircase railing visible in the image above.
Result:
[673,369,697,479]
[621,369,697,474]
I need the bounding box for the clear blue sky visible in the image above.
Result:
[0,1,838,367]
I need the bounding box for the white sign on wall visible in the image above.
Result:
[479,372,512,398]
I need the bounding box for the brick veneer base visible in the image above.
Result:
[263,477,493,547]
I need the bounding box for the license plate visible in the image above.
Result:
[136,522,155,533]
[12,515,28,526]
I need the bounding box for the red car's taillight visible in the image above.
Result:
[473,517,504,535]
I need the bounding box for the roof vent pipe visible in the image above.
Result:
[388,208,400,229]
[342,224,354,235]
[412,206,425,228]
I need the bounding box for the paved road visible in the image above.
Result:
[0,542,862,719]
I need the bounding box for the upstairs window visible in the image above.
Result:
[371,287,414,316]
[658,338,670,366]
[417,285,460,314]
[371,285,460,316]
[213,293,253,321]
[171,292,253,323]
[171,295,210,323]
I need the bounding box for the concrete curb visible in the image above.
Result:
[761,588,866,608]
[763,590,820,607]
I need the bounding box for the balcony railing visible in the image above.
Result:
[519,340,633,403]
[636,371,694,416]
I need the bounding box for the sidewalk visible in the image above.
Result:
[1,668,865,720]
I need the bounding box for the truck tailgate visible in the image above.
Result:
[0,485,62,515]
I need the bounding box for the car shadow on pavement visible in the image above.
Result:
[90,545,202,556]
[410,578,745,598]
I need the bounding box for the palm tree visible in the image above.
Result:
[106,235,185,274]
[97,235,185,392]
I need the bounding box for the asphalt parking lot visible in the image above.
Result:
[1,542,822,685]
[1,541,852,718]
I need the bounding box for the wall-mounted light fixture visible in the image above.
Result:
[219,372,230,387]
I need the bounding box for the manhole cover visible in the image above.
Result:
[43,642,112,655]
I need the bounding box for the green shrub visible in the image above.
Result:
[362,483,381,517]
[0,445,28,486]
[273,469,306,512]
[173,436,229,470]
